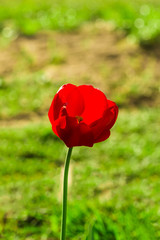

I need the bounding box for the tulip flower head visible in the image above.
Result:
[48,84,118,147]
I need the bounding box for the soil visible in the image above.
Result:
[0,22,160,126]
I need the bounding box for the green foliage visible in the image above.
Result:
[85,208,156,240]
[0,72,61,118]
[0,109,160,239]
[0,0,160,45]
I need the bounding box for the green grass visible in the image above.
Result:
[0,108,160,239]
[0,0,160,45]
[0,72,62,118]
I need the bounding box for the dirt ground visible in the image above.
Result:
[0,22,160,126]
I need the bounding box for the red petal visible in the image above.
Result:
[53,116,94,147]
[94,129,110,143]
[48,84,77,123]
[48,84,84,124]
[78,85,108,125]
[77,122,94,147]
[90,100,118,142]
[66,87,84,117]
[56,84,77,103]
[105,100,118,129]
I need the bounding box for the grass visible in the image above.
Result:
[0,0,160,45]
[0,108,160,239]
[0,72,59,118]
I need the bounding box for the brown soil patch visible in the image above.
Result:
[0,113,48,128]
[0,22,160,126]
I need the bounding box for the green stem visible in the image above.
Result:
[60,147,73,240]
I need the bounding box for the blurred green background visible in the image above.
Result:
[0,0,160,239]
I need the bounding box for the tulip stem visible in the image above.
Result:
[60,147,73,240]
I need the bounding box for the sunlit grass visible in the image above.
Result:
[0,0,160,45]
[0,108,160,239]
[0,72,62,118]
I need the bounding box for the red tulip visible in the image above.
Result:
[48,84,118,147]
